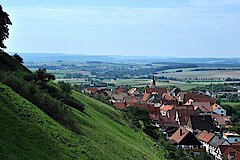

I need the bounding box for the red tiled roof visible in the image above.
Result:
[142,93,150,102]
[198,130,215,143]
[169,126,190,144]
[113,102,126,109]
[234,151,240,160]
[124,96,138,103]
[211,114,231,126]
[175,105,195,125]
[220,145,240,160]
[146,88,168,95]
[184,93,216,103]
[87,88,98,93]
[160,105,174,112]
[149,104,160,114]
[162,93,177,101]
[116,87,126,94]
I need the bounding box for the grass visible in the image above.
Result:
[221,102,240,108]
[0,82,165,160]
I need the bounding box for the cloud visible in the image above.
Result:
[6,3,240,34]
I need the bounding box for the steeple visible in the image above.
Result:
[151,75,156,88]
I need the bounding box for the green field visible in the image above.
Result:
[157,70,240,80]
[0,82,165,159]
[221,102,240,108]
[55,78,90,85]
[106,79,151,86]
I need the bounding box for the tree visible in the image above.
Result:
[0,5,12,49]
[35,68,55,82]
[58,81,72,97]
[12,53,23,63]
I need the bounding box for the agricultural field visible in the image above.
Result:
[157,70,240,80]
[106,79,151,86]
[26,59,240,91]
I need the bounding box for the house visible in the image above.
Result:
[169,126,203,153]
[82,88,98,94]
[142,93,150,102]
[93,90,110,98]
[177,92,186,103]
[197,130,215,152]
[160,104,174,116]
[192,101,213,114]
[183,92,216,104]
[208,135,230,159]
[212,104,226,116]
[145,88,168,97]
[124,96,141,106]
[186,115,217,133]
[162,93,178,105]
[218,144,240,160]
[223,132,240,144]
[148,104,160,115]
[147,95,162,108]
[159,109,178,136]
[168,88,177,96]
[128,88,137,95]
[111,93,129,102]
[211,114,232,130]
[174,106,195,125]
[113,102,126,109]
[115,86,126,94]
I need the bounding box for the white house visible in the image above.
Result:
[197,130,215,153]
[208,135,229,159]
[223,132,240,144]
[212,104,226,116]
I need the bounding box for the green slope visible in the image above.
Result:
[0,83,165,160]
[0,51,30,73]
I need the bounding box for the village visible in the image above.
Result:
[82,76,240,160]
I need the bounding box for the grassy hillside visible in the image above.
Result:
[0,82,165,159]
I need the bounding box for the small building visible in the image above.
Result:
[208,135,230,159]
[160,104,174,117]
[197,130,215,152]
[212,104,226,116]
[169,126,203,154]
[223,132,240,144]
[186,115,217,133]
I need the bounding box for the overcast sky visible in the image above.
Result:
[1,0,240,57]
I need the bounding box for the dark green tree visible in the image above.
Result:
[35,68,55,82]
[0,5,12,49]
[58,81,72,97]
[12,53,23,63]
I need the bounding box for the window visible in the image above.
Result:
[235,139,238,142]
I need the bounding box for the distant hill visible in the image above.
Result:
[0,51,165,159]
[11,52,240,65]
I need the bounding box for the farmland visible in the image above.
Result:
[157,70,240,80]
[24,57,240,91]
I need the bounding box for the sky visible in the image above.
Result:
[1,0,240,57]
